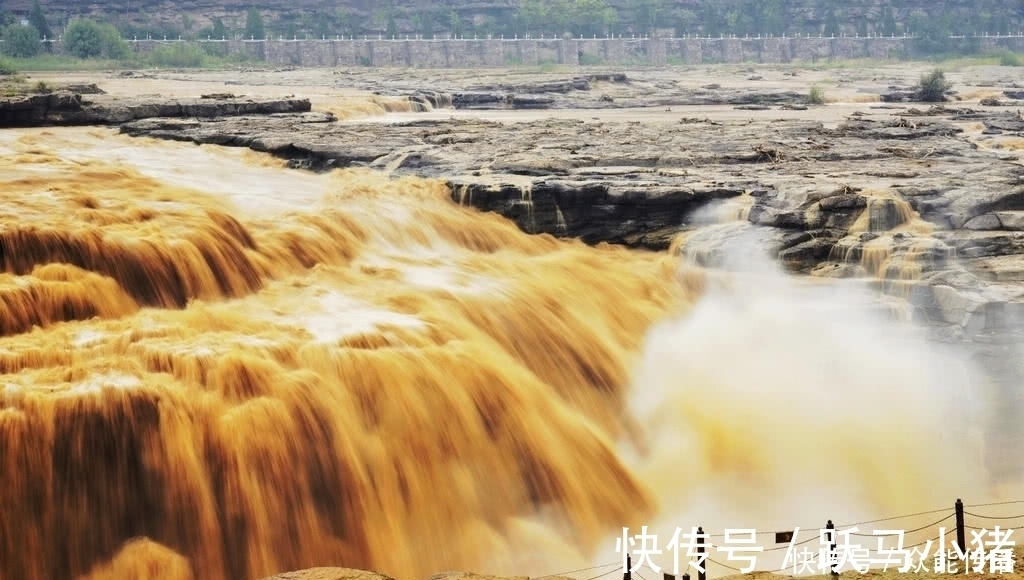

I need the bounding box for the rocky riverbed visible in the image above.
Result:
[0,84,311,127]
[89,65,1024,345]
[6,62,1024,580]
[8,64,1024,338]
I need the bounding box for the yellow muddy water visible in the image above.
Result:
[0,127,696,580]
[0,126,1011,580]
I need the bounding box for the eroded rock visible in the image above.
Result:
[0,92,311,128]
[112,77,1024,339]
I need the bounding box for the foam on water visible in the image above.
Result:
[0,120,1017,580]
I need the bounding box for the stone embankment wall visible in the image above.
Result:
[23,35,1024,67]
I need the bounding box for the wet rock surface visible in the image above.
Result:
[0,92,311,127]
[333,70,812,111]
[111,70,1024,339]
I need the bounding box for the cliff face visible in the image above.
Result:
[2,0,1022,44]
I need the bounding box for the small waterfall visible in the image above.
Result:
[518,182,536,233]
[555,205,568,234]
[848,196,918,235]
[384,152,413,174]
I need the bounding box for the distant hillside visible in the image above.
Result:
[1,0,1021,51]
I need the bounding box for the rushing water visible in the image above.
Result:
[0,124,1019,580]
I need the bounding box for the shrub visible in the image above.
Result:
[64,19,102,57]
[64,18,128,59]
[200,40,227,58]
[3,23,41,57]
[807,84,826,105]
[998,51,1023,67]
[98,22,129,59]
[0,56,16,74]
[917,68,951,102]
[244,7,265,40]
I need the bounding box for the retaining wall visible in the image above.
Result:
[13,35,1024,67]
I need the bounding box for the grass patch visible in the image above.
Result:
[0,57,27,97]
[0,56,18,75]
[783,52,1018,71]
[992,49,1024,66]
[148,43,206,67]
[0,68,28,97]
[535,61,570,73]
[7,54,130,71]
[925,54,1011,70]
[3,49,257,73]
[144,42,257,68]
[1,81,24,96]
[788,57,900,71]
[807,84,826,105]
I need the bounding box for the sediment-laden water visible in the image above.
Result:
[0,125,1019,580]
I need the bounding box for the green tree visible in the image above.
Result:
[386,12,397,38]
[371,6,398,37]
[671,9,697,36]
[99,21,129,58]
[909,10,955,56]
[570,0,616,37]
[823,7,841,37]
[760,0,785,36]
[542,0,571,35]
[2,23,40,56]
[476,15,500,37]
[627,0,667,35]
[519,0,547,34]
[995,14,1011,35]
[196,16,228,45]
[288,21,299,39]
[64,18,103,57]
[411,9,435,39]
[447,9,462,37]
[701,3,723,35]
[306,10,330,38]
[335,8,358,38]
[64,18,128,59]
[729,0,756,35]
[878,6,898,36]
[28,0,51,39]
[856,17,867,37]
[212,17,226,39]
[724,9,740,34]
[244,7,264,39]
[0,5,13,29]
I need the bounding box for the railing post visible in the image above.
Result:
[697,527,707,580]
[955,498,966,560]
[826,520,838,577]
